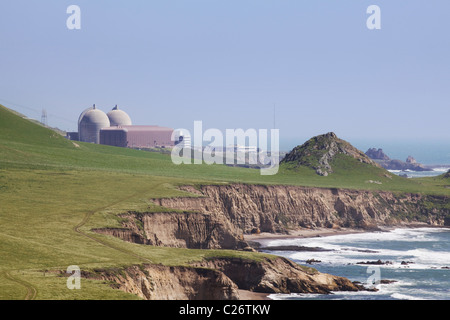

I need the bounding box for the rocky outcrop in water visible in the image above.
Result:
[365,148,430,172]
[366,148,390,161]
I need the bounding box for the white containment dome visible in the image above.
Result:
[78,105,111,144]
[107,105,132,127]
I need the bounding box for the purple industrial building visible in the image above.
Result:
[100,125,174,148]
[69,105,175,149]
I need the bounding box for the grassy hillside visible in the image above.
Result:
[1,104,448,193]
[0,104,449,300]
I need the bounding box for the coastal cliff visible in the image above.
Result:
[82,256,362,300]
[191,256,361,294]
[95,184,450,250]
[153,184,448,247]
[93,209,246,250]
[83,263,239,300]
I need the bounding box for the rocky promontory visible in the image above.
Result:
[365,148,430,172]
[365,148,390,161]
[281,132,379,176]
[81,256,363,300]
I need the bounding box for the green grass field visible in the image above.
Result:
[0,104,449,299]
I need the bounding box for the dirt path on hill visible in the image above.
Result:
[0,185,163,300]
[2,271,37,300]
[72,188,160,263]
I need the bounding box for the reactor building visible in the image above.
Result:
[69,105,181,149]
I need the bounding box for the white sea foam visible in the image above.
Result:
[389,167,449,178]
[265,228,450,269]
[267,293,323,300]
[267,228,450,300]
[402,248,450,268]
[267,228,446,248]
[390,293,424,300]
[431,167,450,172]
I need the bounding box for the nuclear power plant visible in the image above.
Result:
[67,105,186,149]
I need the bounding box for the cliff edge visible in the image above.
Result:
[94,184,449,251]
[82,256,363,300]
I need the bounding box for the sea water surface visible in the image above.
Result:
[263,228,450,300]
[388,167,450,178]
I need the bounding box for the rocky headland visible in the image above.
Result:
[365,148,430,172]
[282,132,379,176]
[81,256,363,300]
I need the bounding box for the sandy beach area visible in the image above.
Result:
[244,227,368,246]
[238,290,272,300]
[244,223,439,245]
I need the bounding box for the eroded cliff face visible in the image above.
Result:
[83,264,239,300]
[83,257,362,300]
[94,210,246,249]
[191,256,361,295]
[94,184,449,250]
[154,184,449,236]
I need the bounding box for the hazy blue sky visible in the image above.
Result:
[1,1,449,156]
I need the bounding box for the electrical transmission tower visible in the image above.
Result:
[41,109,48,126]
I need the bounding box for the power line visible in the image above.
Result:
[0,98,40,116]
[0,98,74,125]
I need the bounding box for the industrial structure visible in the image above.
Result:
[106,105,132,127]
[78,105,111,144]
[100,125,174,149]
[68,105,181,149]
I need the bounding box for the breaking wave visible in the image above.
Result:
[264,228,450,300]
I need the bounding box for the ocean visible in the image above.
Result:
[262,228,450,300]
[388,167,450,178]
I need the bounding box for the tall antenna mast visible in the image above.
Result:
[41,109,48,127]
